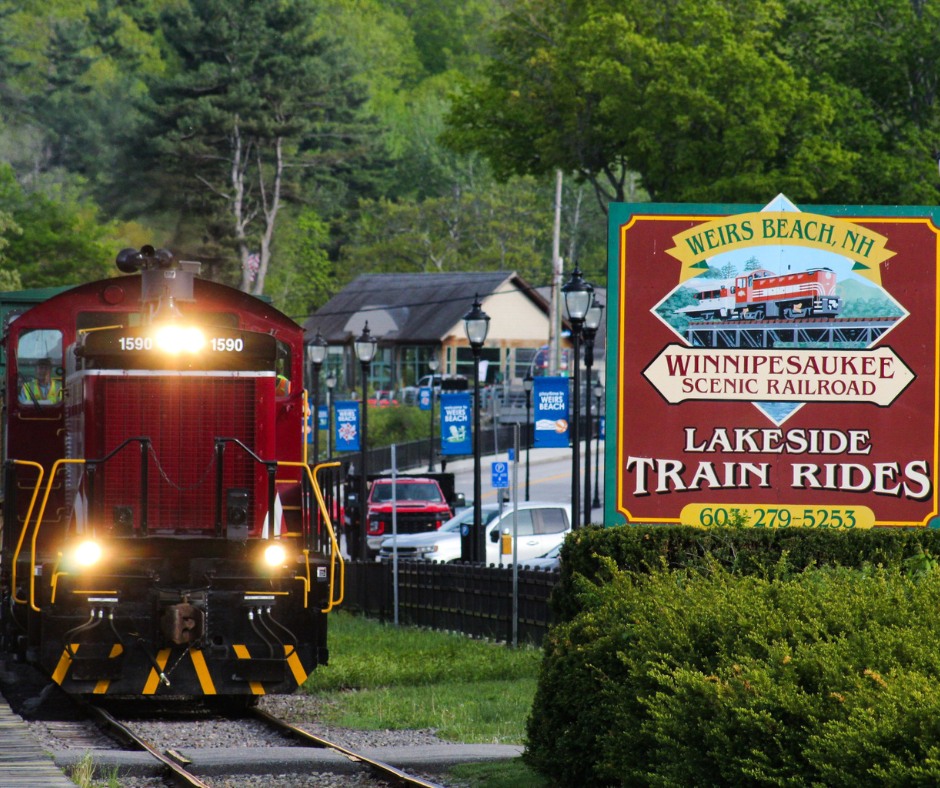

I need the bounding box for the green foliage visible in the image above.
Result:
[266,207,332,320]
[0,163,114,286]
[444,0,939,207]
[550,525,940,621]
[365,404,432,448]
[527,563,940,786]
[145,0,376,292]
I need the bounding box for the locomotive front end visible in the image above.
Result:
[1,248,341,701]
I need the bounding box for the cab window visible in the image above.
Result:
[275,340,292,397]
[16,329,63,407]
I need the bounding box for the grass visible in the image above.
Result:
[301,611,552,785]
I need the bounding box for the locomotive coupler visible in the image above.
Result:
[160,599,205,645]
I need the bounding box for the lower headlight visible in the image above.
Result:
[262,542,288,567]
[74,540,103,568]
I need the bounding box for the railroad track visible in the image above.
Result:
[82,701,444,788]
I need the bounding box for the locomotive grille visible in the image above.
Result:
[97,375,259,533]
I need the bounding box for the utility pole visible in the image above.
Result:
[549,170,563,375]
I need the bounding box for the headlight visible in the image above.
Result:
[73,540,103,568]
[154,324,205,354]
[417,545,439,555]
[262,542,288,567]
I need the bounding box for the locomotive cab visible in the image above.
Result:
[1,248,342,700]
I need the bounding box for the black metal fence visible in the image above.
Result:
[341,559,560,645]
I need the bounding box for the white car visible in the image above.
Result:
[377,502,571,565]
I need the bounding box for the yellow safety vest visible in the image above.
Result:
[20,378,60,403]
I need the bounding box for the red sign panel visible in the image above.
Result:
[605,197,940,529]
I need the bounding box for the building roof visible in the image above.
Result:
[305,271,550,344]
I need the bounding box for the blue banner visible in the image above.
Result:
[334,400,360,452]
[418,386,432,411]
[318,405,328,431]
[440,392,471,455]
[533,377,570,448]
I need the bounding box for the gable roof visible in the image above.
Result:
[305,271,549,344]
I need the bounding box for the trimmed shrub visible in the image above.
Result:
[525,564,940,786]
[551,525,940,621]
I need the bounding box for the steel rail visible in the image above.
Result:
[85,703,211,788]
[250,706,444,788]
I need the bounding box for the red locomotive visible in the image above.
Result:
[677,267,841,321]
[1,247,342,703]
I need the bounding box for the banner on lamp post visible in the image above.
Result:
[440,392,471,455]
[418,386,432,411]
[533,376,570,448]
[334,401,360,452]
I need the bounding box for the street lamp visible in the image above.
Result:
[523,373,534,501]
[562,266,594,530]
[325,372,336,459]
[427,355,440,472]
[592,383,604,511]
[306,329,328,466]
[581,301,603,527]
[354,321,377,561]
[463,294,490,562]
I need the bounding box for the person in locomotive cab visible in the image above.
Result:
[276,359,291,397]
[19,358,61,404]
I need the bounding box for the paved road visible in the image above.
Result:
[442,443,605,526]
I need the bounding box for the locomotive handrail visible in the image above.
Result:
[29,458,86,612]
[214,438,279,538]
[8,459,45,606]
[276,460,344,613]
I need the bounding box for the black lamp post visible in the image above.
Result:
[463,295,490,562]
[427,355,440,472]
[325,372,336,459]
[593,383,603,511]
[562,267,594,530]
[581,302,603,527]
[523,373,534,501]
[306,329,328,466]
[354,322,377,561]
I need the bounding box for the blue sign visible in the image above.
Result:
[334,401,360,452]
[318,405,328,431]
[491,461,509,489]
[533,377,570,448]
[418,386,432,411]
[440,392,471,455]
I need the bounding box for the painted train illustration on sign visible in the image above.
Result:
[676,267,841,321]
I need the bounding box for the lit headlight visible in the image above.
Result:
[74,540,103,568]
[154,324,205,354]
[262,542,288,567]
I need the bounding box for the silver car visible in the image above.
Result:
[377,501,571,565]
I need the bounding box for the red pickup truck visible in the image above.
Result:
[364,477,453,557]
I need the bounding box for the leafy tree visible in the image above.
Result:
[0,163,114,287]
[780,0,940,204]
[442,0,856,208]
[267,206,333,321]
[342,174,584,287]
[145,0,376,295]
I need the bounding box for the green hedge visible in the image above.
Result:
[551,525,940,622]
[526,564,940,786]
